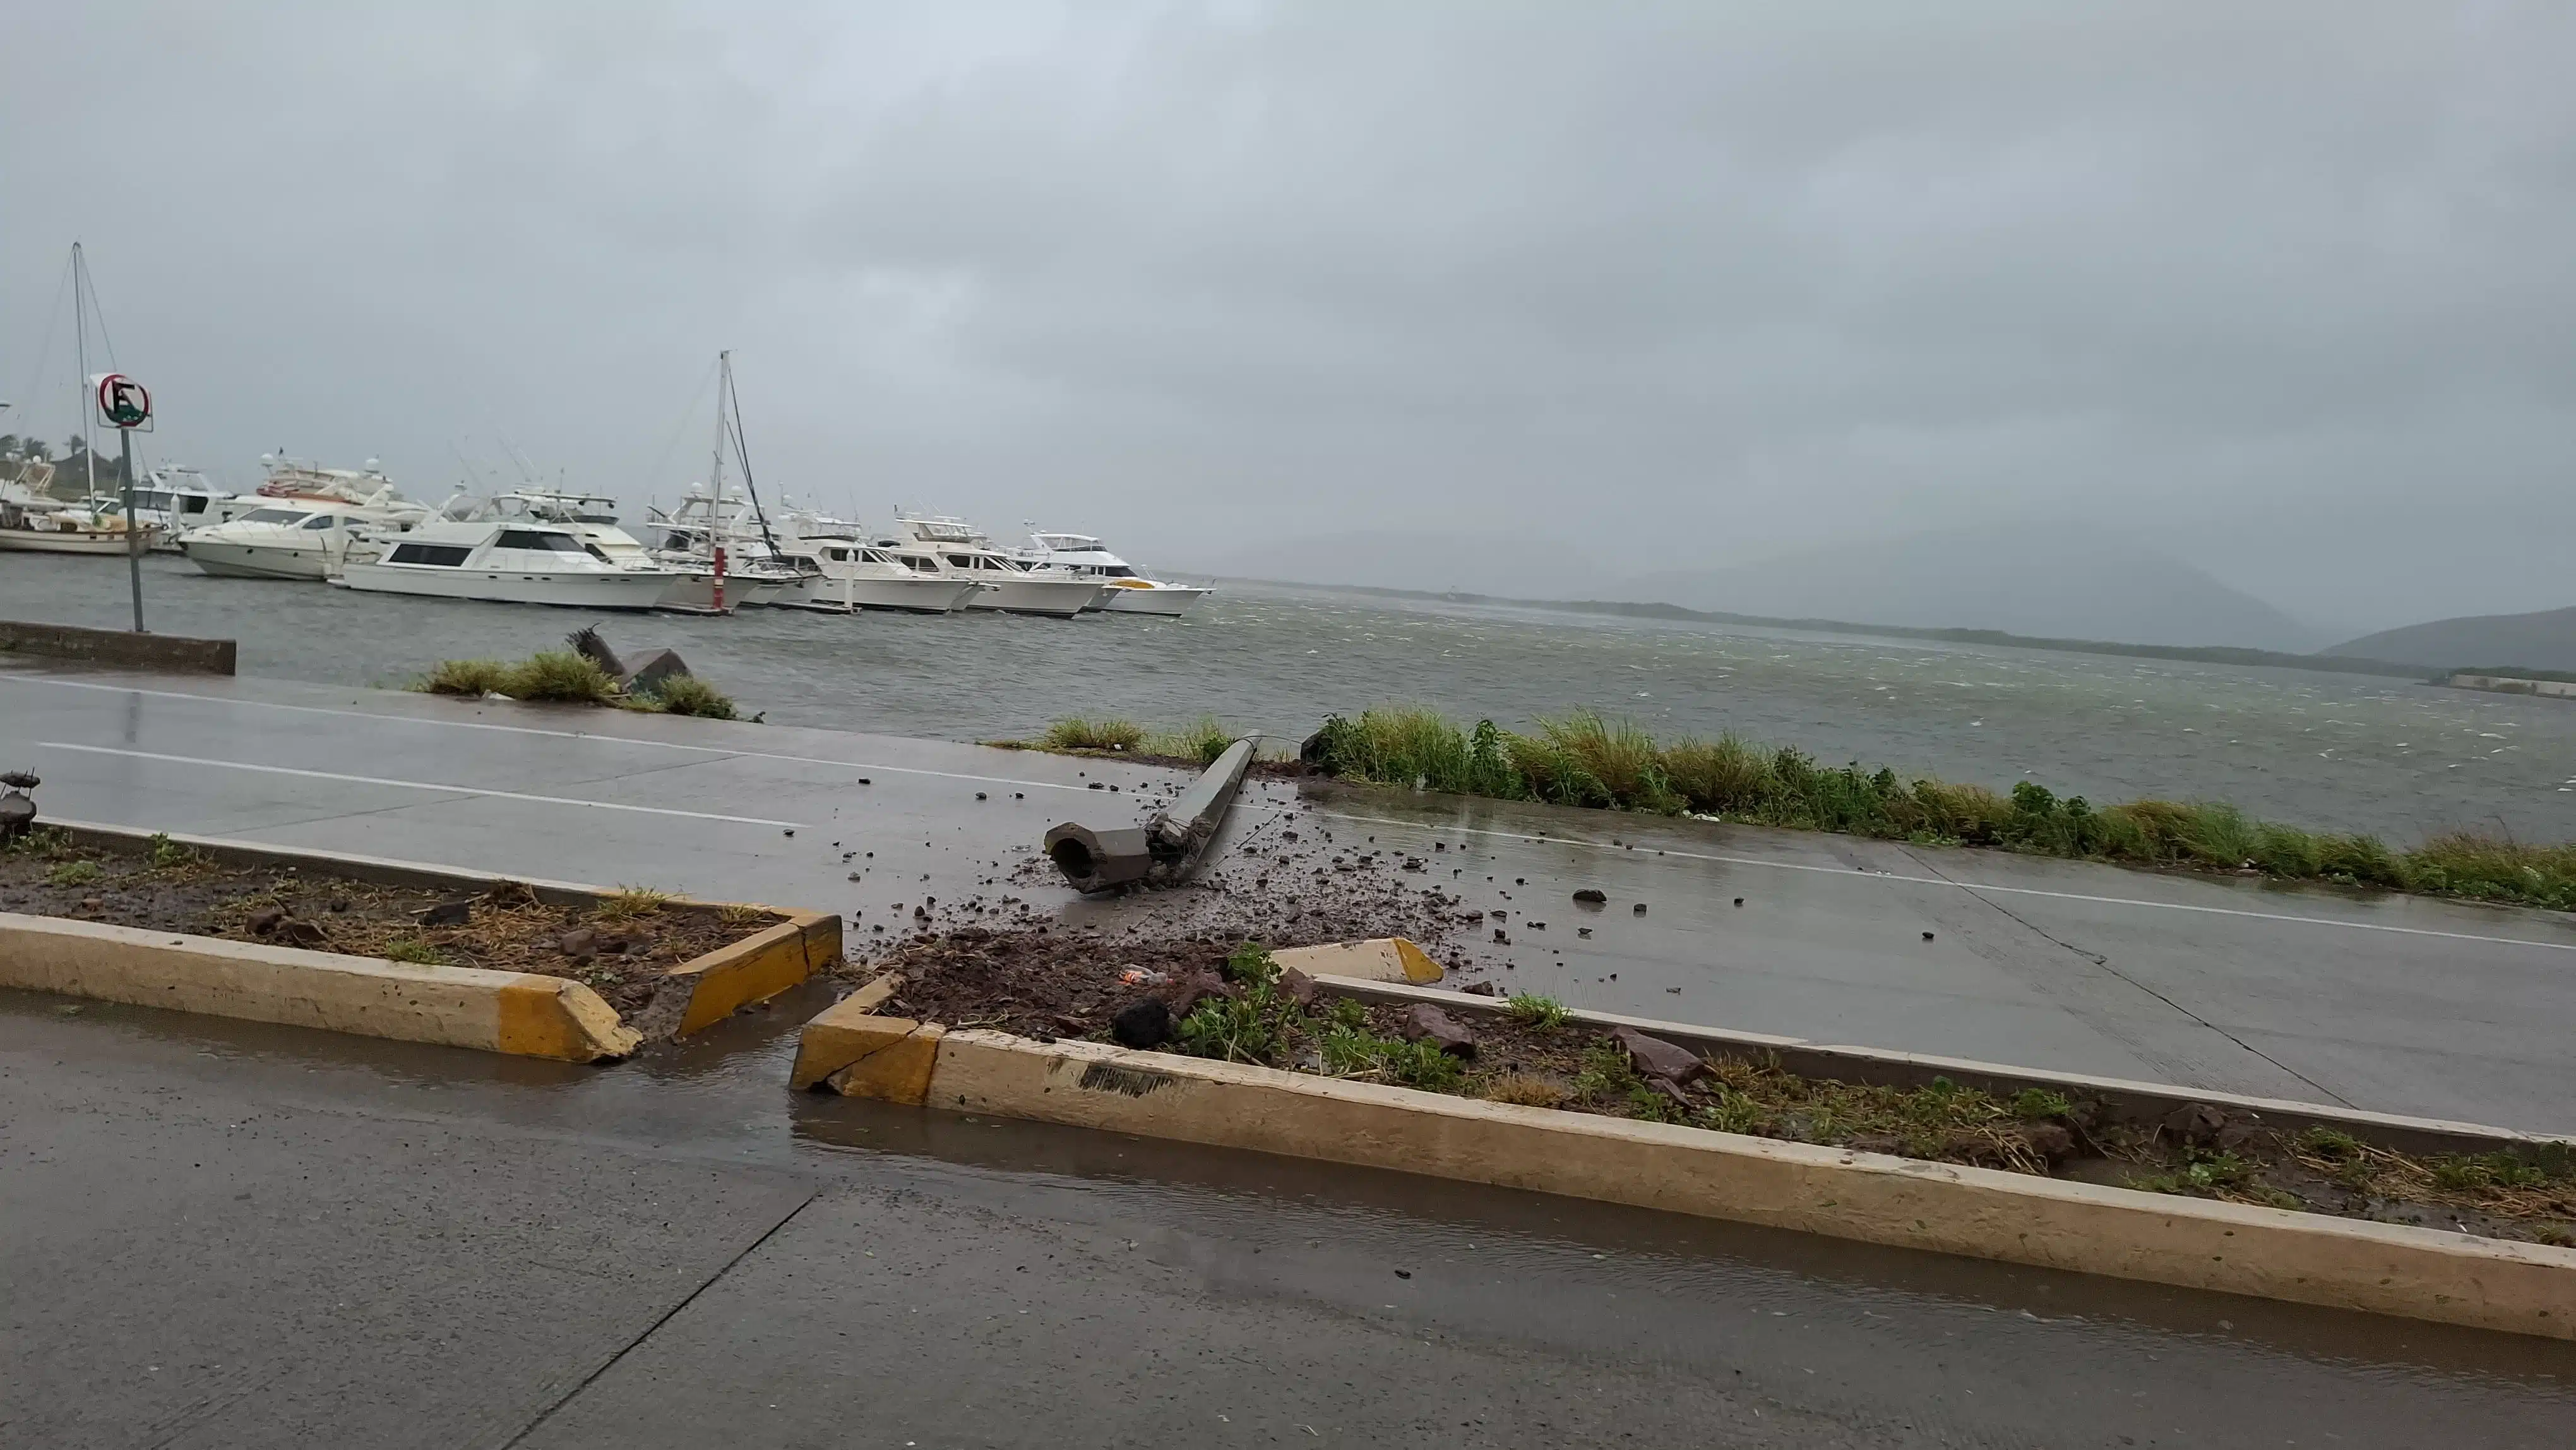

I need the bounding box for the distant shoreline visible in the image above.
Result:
[1213,577,2440,680]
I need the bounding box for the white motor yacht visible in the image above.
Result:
[335,520,683,609]
[84,467,238,552]
[477,489,734,613]
[641,489,811,607]
[1013,531,1211,616]
[878,514,1106,617]
[768,509,982,614]
[177,500,417,580]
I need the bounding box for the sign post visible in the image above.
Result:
[94,373,152,632]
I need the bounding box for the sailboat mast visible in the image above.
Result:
[73,244,93,500]
[720,353,783,558]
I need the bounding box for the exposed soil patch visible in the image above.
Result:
[3,830,777,1019]
[864,928,2576,1247]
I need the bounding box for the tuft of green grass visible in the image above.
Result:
[146,832,198,870]
[414,658,513,697]
[45,858,102,887]
[1221,940,1278,987]
[595,886,676,921]
[381,937,444,965]
[2009,1088,2072,1121]
[1504,993,1570,1030]
[1147,715,1236,766]
[1175,983,1291,1064]
[1480,1072,1571,1108]
[632,674,737,719]
[1039,716,1145,752]
[502,650,620,705]
[1305,707,1522,796]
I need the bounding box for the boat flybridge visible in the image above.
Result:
[334,519,683,610]
[1013,531,1210,616]
[79,467,239,552]
[875,513,1106,617]
[177,458,432,580]
[767,508,982,614]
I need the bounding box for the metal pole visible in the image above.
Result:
[119,424,143,632]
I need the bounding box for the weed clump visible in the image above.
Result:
[417,659,512,697]
[1039,716,1146,752]
[633,674,737,719]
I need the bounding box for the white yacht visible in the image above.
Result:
[476,489,734,614]
[0,496,154,554]
[84,467,238,552]
[876,514,1106,618]
[640,489,809,608]
[335,520,683,609]
[1013,531,1211,616]
[769,510,982,614]
[177,499,420,580]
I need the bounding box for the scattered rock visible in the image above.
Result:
[2164,1101,2229,1148]
[2021,1123,2078,1165]
[2215,1118,2265,1153]
[417,899,473,928]
[1160,969,1232,1017]
[1398,1004,1478,1057]
[1572,889,1607,905]
[1111,998,1172,1048]
[276,919,327,949]
[559,928,599,957]
[1577,927,1592,938]
[246,905,287,936]
[1493,929,1510,944]
[1278,966,1320,1007]
[1613,1026,1705,1086]
[1921,930,1935,941]
[1732,897,1743,907]
[78,896,103,911]
[1632,902,1648,916]
[976,791,987,801]
[1458,981,1499,997]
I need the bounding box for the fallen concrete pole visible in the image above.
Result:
[1045,737,1255,892]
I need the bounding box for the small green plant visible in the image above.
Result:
[146,832,198,870]
[1381,1038,1465,1091]
[1328,997,1371,1032]
[1504,994,1570,1030]
[1221,940,1279,987]
[414,658,512,696]
[45,858,101,887]
[1175,987,1288,1064]
[381,937,444,965]
[1480,1072,1571,1108]
[2009,1088,2072,1120]
[1147,715,1235,766]
[1038,716,1145,752]
[1320,1023,1394,1077]
[633,674,737,719]
[596,886,675,921]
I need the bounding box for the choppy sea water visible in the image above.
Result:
[4,552,2570,844]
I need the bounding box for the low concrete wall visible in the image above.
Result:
[805,1009,2576,1339]
[0,912,639,1062]
[1316,976,2575,1159]
[0,618,235,674]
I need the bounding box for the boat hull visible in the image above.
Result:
[962,578,1107,618]
[335,562,684,611]
[0,526,155,556]
[181,539,333,580]
[1100,584,1208,616]
[773,575,985,614]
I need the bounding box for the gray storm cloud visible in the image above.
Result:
[4,1,2571,632]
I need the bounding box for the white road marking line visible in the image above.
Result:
[1321,810,2576,954]
[36,742,804,829]
[2,674,1102,793]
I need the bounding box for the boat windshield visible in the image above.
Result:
[494,529,590,554]
[236,508,312,525]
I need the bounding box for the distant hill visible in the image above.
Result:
[1623,529,2329,652]
[2325,606,2576,673]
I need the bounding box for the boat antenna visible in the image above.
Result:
[73,244,93,501]
[717,351,784,559]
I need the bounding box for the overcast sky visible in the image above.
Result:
[6,2,2572,632]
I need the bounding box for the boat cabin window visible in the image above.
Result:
[237,508,311,525]
[1103,566,1137,577]
[584,543,612,561]
[386,542,473,566]
[494,529,588,554]
[300,515,338,530]
[178,496,210,515]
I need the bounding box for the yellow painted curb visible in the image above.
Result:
[807,1021,2575,1339]
[1271,937,1445,984]
[825,1022,945,1103]
[1,913,640,1062]
[790,980,911,1089]
[669,910,840,1036]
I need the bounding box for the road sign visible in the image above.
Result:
[94,373,150,429]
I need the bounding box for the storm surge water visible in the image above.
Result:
[4,554,2570,845]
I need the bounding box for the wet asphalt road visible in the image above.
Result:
[5,666,2576,1446]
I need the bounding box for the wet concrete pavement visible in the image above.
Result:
[6,666,2573,1134]
[8,667,2576,1446]
[9,992,2575,1449]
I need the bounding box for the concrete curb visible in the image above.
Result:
[0,913,640,1062]
[1314,976,2576,1158]
[0,619,236,674]
[796,997,2576,1339]
[35,820,839,1046]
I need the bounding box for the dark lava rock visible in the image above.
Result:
[246,905,287,936]
[1493,929,1510,944]
[417,899,473,928]
[1111,998,1172,1048]
[1614,1026,1706,1086]
[2021,1123,2078,1165]
[2164,1101,2229,1147]
[1921,930,1935,941]
[1278,966,1320,1007]
[1571,889,1607,905]
[1459,981,1499,997]
[1160,969,1232,1018]
[1633,902,1648,915]
[1577,927,1592,938]
[559,927,599,958]
[1398,1004,1478,1057]
[1732,898,1743,907]
[276,919,328,949]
